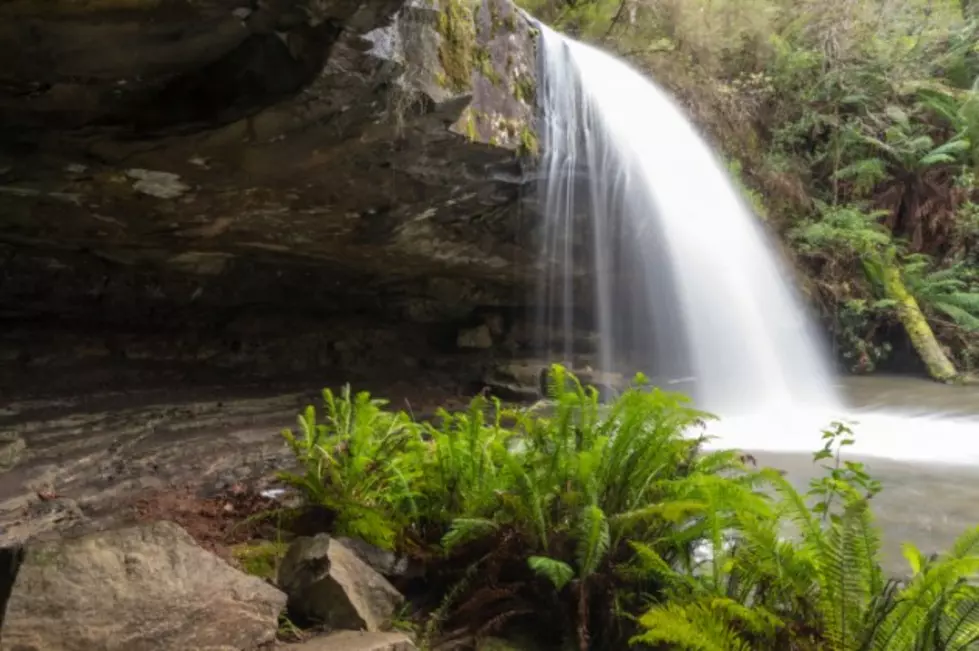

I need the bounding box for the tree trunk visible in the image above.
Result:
[879,257,958,382]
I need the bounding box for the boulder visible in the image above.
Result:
[457,324,494,349]
[0,520,287,651]
[335,536,422,579]
[278,534,405,631]
[286,631,416,651]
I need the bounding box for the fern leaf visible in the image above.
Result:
[528,555,574,591]
[577,504,611,578]
[441,517,500,552]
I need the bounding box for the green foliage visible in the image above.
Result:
[277,386,424,549]
[903,256,979,332]
[632,422,979,651]
[514,0,979,367]
[279,367,979,650]
[232,540,289,581]
[528,555,575,590]
[790,201,979,369]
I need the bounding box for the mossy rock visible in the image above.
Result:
[231,540,289,582]
[436,0,478,92]
[0,434,26,472]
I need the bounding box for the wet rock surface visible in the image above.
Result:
[0,521,287,651]
[0,379,471,545]
[278,534,406,631]
[0,0,545,387]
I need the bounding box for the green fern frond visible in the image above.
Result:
[577,504,611,578]
[632,601,753,651]
[528,555,575,591]
[442,517,500,552]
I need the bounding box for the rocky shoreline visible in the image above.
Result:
[0,371,546,651]
[1,517,426,650]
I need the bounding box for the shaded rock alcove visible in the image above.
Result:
[0,0,547,398]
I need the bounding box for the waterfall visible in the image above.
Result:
[533,25,979,464]
[535,25,839,415]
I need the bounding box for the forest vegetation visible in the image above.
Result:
[263,366,979,651]
[244,5,979,649]
[519,0,979,381]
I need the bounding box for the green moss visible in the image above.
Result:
[473,45,502,86]
[503,10,516,31]
[0,434,25,472]
[232,540,289,581]
[464,109,480,141]
[518,126,539,157]
[436,0,477,92]
[28,546,60,567]
[513,74,536,105]
[488,0,500,38]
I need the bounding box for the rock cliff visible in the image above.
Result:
[0,0,543,392]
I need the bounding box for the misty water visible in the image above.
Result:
[535,26,979,467]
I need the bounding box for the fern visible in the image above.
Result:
[529,555,575,591]
[632,600,755,651]
[577,505,611,578]
[278,367,979,651]
[442,517,500,552]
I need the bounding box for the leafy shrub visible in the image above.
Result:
[279,367,979,650]
[633,423,979,651]
[277,386,425,550]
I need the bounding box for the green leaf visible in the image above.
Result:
[528,555,574,591]
[441,517,500,552]
[902,542,925,576]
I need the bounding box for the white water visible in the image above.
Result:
[535,26,979,466]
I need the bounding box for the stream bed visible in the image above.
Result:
[1,373,977,574]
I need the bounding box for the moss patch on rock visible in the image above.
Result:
[436,0,478,92]
[512,74,535,105]
[518,125,539,157]
[231,540,289,581]
[0,434,25,472]
[474,45,502,86]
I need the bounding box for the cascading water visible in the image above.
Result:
[534,24,979,464]
[536,24,839,414]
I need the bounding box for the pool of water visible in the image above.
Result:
[736,374,979,573]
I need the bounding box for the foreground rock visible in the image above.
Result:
[0,434,25,472]
[278,534,405,631]
[287,631,416,651]
[1,521,287,651]
[335,535,422,579]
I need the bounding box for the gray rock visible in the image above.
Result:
[0,521,287,651]
[457,324,494,349]
[336,535,421,578]
[0,0,544,385]
[0,434,25,472]
[287,631,416,651]
[278,534,405,631]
